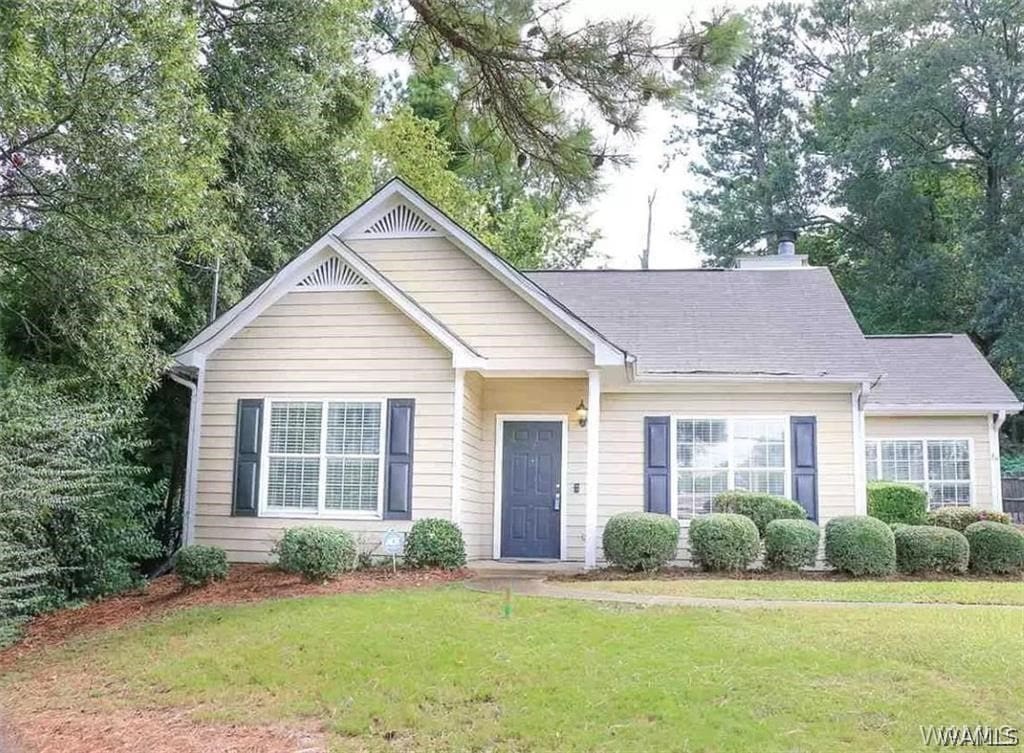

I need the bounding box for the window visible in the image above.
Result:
[864,439,972,508]
[265,399,384,516]
[675,417,788,519]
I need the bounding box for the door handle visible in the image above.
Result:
[553,484,561,511]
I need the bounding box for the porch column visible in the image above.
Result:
[451,368,466,527]
[585,368,601,568]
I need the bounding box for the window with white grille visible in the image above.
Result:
[675,417,788,520]
[265,400,384,516]
[864,438,972,508]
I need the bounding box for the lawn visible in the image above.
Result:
[3,585,1021,752]
[561,577,1024,605]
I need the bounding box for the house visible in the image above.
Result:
[171,178,1022,566]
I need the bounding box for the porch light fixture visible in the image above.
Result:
[575,399,588,428]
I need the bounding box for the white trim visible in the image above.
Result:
[169,365,204,546]
[852,388,868,515]
[174,239,486,371]
[451,369,466,527]
[333,179,627,365]
[864,436,977,508]
[991,411,1007,512]
[584,369,600,569]
[258,396,387,520]
[669,415,792,522]
[635,372,871,385]
[492,414,569,561]
[866,403,1022,415]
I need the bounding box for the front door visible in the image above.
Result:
[500,421,562,559]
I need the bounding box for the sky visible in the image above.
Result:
[563,0,759,270]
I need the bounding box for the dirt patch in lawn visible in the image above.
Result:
[1,565,468,669]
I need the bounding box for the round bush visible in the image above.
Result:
[893,525,969,574]
[713,491,806,536]
[867,482,927,525]
[404,518,466,569]
[602,512,680,571]
[175,545,229,587]
[964,521,1024,574]
[275,526,357,581]
[689,513,760,572]
[927,506,1011,532]
[763,519,820,570]
[824,516,896,576]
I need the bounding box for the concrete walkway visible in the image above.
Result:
[466,577,1023,610]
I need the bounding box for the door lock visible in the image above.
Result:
[553,483,561,511]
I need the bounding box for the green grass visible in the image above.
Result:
[9,586,1023,752]
[562,577,1024,605]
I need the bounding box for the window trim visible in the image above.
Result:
[258,396,387,520]
[864,436,976,508]
[670,415,792,522]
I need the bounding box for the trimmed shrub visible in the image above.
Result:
[689,513,760,572]
[964,521,1024,574]
[893,525,968,574]
[275,526,356,581]
[713,491,806,536]
[867,482,927,525]
[927,506,1011,532]
[404,518,466,569]
[764,519,820,570]
[602,513,680,571]
[175,545,229,587]
[824,516,896,576]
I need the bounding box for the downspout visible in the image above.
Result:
[991,410,1007,513]
[169,362,205,547]
[852,380,872,516]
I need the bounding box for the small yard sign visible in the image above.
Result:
[381,528,404,572]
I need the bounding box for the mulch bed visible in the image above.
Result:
[1,564,468,668]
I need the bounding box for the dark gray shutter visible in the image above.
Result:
[384,398,415,520]
[232,399,263,517]
[644,416,671,514]
[791,416,818,522]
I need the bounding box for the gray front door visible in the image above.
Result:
[500,421,562,559]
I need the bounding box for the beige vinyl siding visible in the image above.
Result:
[460,370,489,559]
[865,415,995,510]
[480,378,588,560]
[194,286,455,562]
[346,237,594,371]
[599,387,856,564]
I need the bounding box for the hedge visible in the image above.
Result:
[824,516,896,576]
[713,491,806,536]
[763,519,820,570]
[175,545,229,587]
[404,518,466,570]
[927,506,1011,532]
[893,525,969,574]
[867,482,927,525]
[275,526,357,581]
[964,521,1024,574]
[602,512,680,571]
[689,513,760,572]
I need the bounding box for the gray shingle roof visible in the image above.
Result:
[526,268,882,380]
[865,335,1021,408]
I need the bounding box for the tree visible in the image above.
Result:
[673,7,822,266]
[0,0,224,396]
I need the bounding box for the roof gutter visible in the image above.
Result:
[632,370,874,386]
[865,403,1023,416]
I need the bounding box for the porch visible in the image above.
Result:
[455,373,601,565]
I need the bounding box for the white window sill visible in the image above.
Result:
[260,510,383,521]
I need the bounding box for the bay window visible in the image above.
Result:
[265,399,384,516]
[864,438,972,508]
[675,417,789,519]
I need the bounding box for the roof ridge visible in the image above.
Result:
[866,333,958,340]
[524,267,726,273]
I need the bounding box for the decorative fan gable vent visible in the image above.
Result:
[363,203,439,237]
[296,256,368,290]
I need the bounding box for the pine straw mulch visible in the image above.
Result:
[1,564,469,668]
[555,566,1024,583]
[0,565,469,753]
